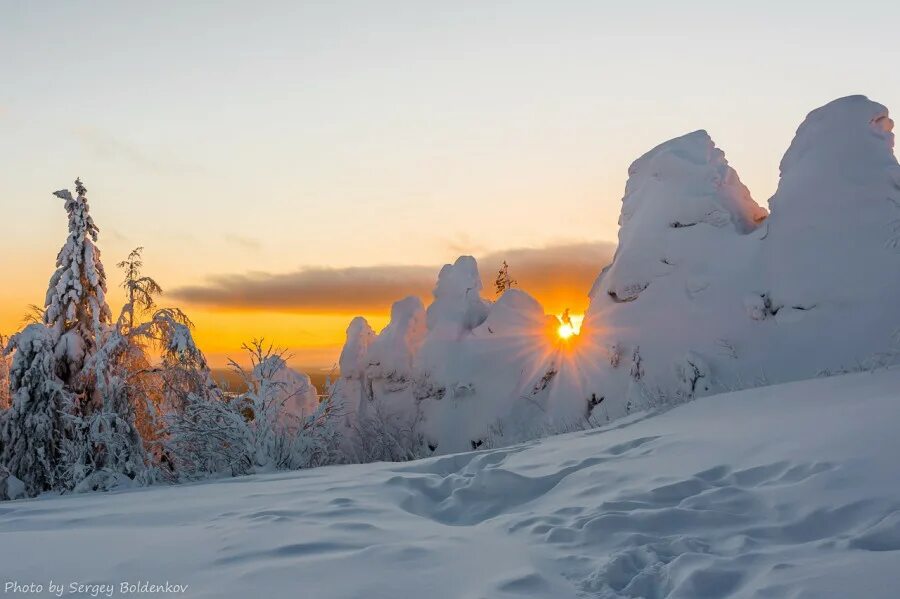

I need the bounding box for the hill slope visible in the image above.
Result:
[3,369,900,598]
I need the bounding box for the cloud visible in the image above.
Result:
[72,127,202,175]
[172,265,436,314]
[225,233,262,252]
[170,241,615,315]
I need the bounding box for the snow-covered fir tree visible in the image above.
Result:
[495,260,516,295]
[0,324,71,496]
[44,178,113,398]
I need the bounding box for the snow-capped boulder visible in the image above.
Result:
[0,467,26,501]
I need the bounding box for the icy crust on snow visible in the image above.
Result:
[5,370,900,598]
[333,95,900,455]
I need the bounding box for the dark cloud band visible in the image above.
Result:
[170,241,615,314]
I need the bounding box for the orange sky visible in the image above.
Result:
[0,238,609,370]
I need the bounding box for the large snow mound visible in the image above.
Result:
[3,369,900,598]
[330,95,900,454]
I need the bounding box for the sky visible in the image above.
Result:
[2,1,899,369]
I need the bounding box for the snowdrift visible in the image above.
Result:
[5,369,900,598]
[331,95,900,454]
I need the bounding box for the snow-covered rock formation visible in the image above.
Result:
[577,95,900,418]
[754,95,900,376]
[332,258,565,456]
[333,95,900,456]
[576,129,769,417]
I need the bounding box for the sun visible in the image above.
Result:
[556,312,583,341]
[557,322,576,340]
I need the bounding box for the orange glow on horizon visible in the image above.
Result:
[1,278,591,370]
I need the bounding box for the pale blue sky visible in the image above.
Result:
[2,0,898,362]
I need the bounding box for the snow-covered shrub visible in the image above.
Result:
[341,399,426,463]
[165,341,337,479]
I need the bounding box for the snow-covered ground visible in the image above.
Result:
[3,368,900,598]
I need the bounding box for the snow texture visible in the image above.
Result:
[4,369,900,598]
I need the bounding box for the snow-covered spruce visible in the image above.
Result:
[0,324,71,496]
[44,178,113,395]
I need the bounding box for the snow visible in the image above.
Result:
[337,317,376,380]
[253,356,319,422]
[4,369,900,598]
[425,255,490,334]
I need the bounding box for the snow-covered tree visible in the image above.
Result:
[0,324,71,496]
[165,341,337,479]
[52,247,217,491]
[88,249,217,482]
[0,334,10,411]
[150,308,219,415]
[117,247,162,334]
[495,260,516,295]
[111,248,169,447]
[44,178,113,398]
[59,323,151,493]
